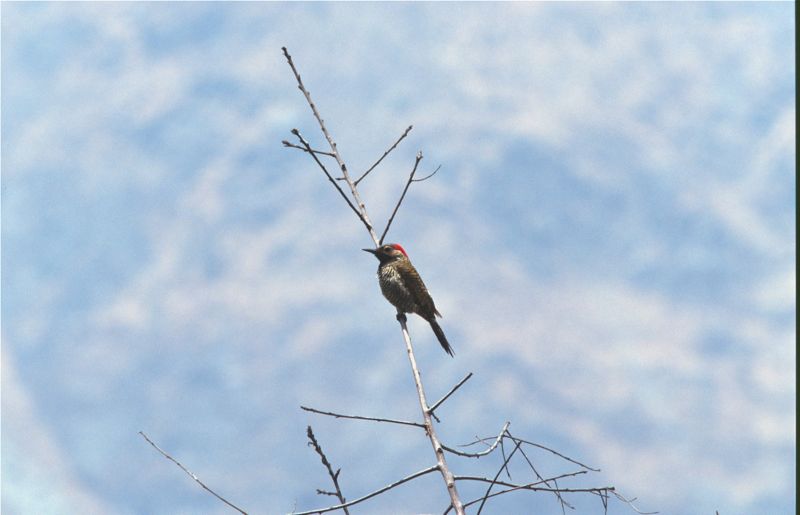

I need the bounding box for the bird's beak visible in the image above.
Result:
[362,248,377,255]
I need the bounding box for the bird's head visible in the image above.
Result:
[362,243,409,263]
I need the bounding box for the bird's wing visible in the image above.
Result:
[398,264,439,318]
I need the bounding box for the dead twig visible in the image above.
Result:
[379,152,423,245]
[476,440,522,514]
[509,432,573,513]
[508,433,601,472]
[301,406,425,429]
[282,47,379,244]
[457,478,615,495]
[497,437,513,481]
[441,422,510,458]
[139,431,248,515]
[291,129,368,230]
[443,471,601,515]
[354,125,414,185]
[306,426,349,514]
[282,140,336,157]
[412,164,441,183]
[611,491,659,515]
[463,433,600,472]
[450,471,589,513]
[290,465,439,515]
[428,372,473,415]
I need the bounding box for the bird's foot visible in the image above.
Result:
[395,312,407,323]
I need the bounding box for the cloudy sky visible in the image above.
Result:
[2,2,795,514]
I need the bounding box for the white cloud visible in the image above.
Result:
[2,351,112,514]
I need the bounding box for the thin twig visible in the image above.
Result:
[498,437,512,481]
[601,488,610,515]
[138,432,248,515]
[301,406,425,429]
[506,433,601,472]
[291,130,367,228]
[306,426,349,514]
[282,140,336,157]
[412,164,441,183]
[457,477,615,494]
[441,422,510,458]
[282,46,379,244]
[290,465,439,515]
[428,373,474,414]
[461,471,589,512]
[354,125,414,185]
[463,432,600,472]
[442,471,592,515]
[611,491,659,515]
[476,440,522,514]
[379,152,423,245]
[512,435,573,513]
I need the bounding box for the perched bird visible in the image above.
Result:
[363,243,454,357]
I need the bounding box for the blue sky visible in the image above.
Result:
[2,2,795,514]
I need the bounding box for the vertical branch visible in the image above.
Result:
[282,47,379,245]
[397,314,465,515]
[283,46,464,513]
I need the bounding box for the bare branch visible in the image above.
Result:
[301,406,425,429]
[354,125,414,186]
[291,130,368,227]
[139,432,248,515]
[497,438,513,481]
[281,47,342,160]
[282,140,336,157]
[428,372,473,414]
[379,152,423,245]
[291,465,439,515]
[282,46,379,244]
[475,440,522,514]
[512,436,573,513]
[441,422,510,458]
[396,313,465,513]
[442,471,591,515]
[463,431,600,473]
[506,432,601,472]
[412,164,441,183]
[611,491,660,515]
[463,472,588,511]
[306,426,349,514]
[456,477,615,494]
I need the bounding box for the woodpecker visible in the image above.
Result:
[363,243,454,357]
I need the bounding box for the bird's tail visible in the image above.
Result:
[429,319,455,357]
